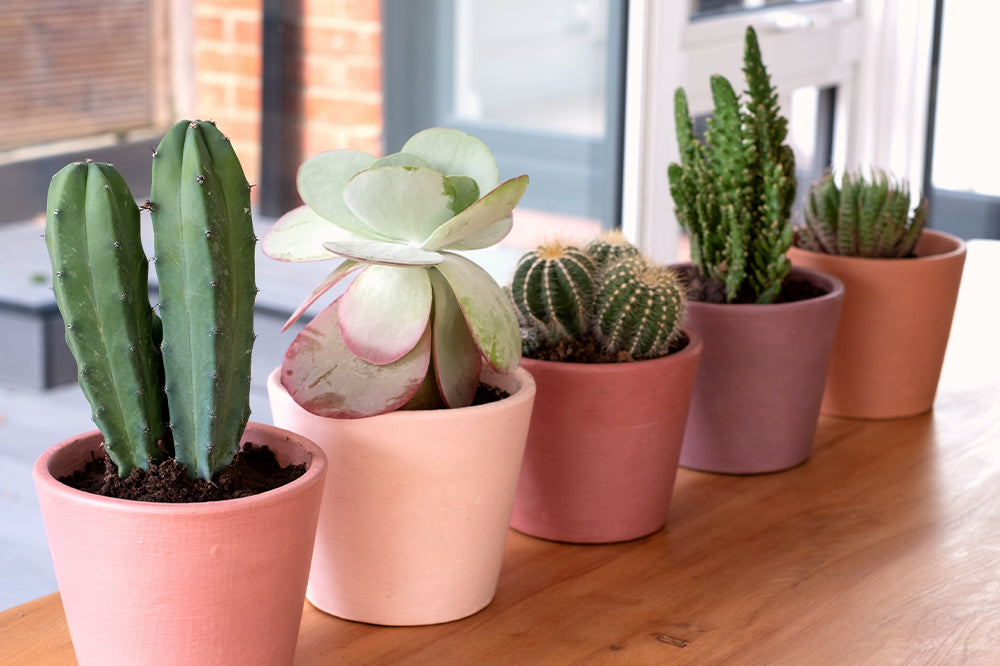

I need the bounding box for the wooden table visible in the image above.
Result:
[4,241,1000,664]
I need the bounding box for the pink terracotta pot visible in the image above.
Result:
[787,229,966,419]
[266,365,536,626]
[677,265,844,474]
[510,331,703,543]
[32,422,327,666]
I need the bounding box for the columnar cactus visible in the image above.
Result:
[595,257,685,359]
[797,169,928,258]
[668,26,796,304]
[509,241,596,344]
[45,119,255,479]
[46,161,167,472]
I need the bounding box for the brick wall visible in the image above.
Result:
[191,0,383,208]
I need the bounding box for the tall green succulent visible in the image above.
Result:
[797,169,928,258]
[668,26,796,304]
[45,120,256,480]
[509,233,686,361]
[261,128,528,419]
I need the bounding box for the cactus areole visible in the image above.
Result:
[45,120,256,480]
[261,128,528,419]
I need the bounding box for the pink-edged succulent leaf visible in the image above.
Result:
[281,299,431,418]
[297,150,385,239]
[262,205,362,262]
[282,259,363,331]
[323,238,443,266]
[401,128,500,193]
[434,253,522,373]
[342,166,457,244]
[339,265,432,364]
[421,175,528,251]
[428,269,481,408]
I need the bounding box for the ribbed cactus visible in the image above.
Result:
[797,169,928,258]
[510,241,596,344]
[668,26,796,304]
[594,257,685,360]
[151,120,256,480]
[46,161,167,473]
[510,235,687,361]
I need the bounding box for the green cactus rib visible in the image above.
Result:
[584,230,642,272]
[510,242,596,344]
[151,120,256,480]
[46,161,166,474]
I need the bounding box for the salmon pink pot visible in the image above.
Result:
[32,422,328,666]
[787,229,966,419]
[510,332,702,543]
[677,265,844,474]
[266,365,535,626]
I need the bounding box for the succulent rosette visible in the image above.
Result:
[262,128,528,418]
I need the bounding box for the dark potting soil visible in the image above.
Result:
[59,444,306,503]
[525,332,690,364]
[675,264,828,304]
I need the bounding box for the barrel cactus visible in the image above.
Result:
[668,25,796,304]
[510,241,596,344]
[796,169,928,258]
[261,128,528,418]
[45,119,256,479]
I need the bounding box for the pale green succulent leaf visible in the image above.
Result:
[323,238,444,266]
[343,166,457,243]
[282,258,363,331]
[421,175,528,251]
[372,152,434,169]
[434,253,521,372]
[297,150,385,239]
[339,266,432,364]
[428,269,481,407]
[281,299,431,419]
[401,127,500,193]
[262,205,364,262]
[447,175,480,214]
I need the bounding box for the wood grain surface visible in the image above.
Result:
[4,241,999,665]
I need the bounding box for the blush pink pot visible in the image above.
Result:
[266,365,536,626]
[676,265,845,474]
[32,422,328,666]
[510,331,703,543]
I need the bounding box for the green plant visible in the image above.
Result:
[797,169,928,258]
[261,128,528,418]
[45,119,255,479]
[667,25,796,304]
[510,232,686,361]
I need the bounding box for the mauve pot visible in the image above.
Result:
[676,265,844,474]
[787,229,966,419]
[510,332,702,543]
[33,423,327,666]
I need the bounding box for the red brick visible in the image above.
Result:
[195,15,225,41]
[196,0,261,11]
[304,96,381,126]
[233,16,261,44]
[303,24,379,58]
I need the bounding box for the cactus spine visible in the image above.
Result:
[584,230,642,272]
[151,120,256,481]
[510,241,596,344]
[46,161,167,473]
[595,257,685,359]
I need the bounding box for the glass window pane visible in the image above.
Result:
[693,0,833,20]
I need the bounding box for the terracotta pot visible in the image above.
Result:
[32,423,327,666]
[787,229,967,419]
[676,265,844,474]
[510,331,703,543]
[266,365,536,626]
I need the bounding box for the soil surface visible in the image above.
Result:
[675,264,828,304]
[525,333,689,364]
[59,444,306,503]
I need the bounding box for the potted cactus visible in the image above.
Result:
[31,120,327,666]
[261,127,536,626]
[787,169,967,418]
[506,231,702,543]
[667,26,844,474]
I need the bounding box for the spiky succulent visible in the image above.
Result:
[509,235,686,361]
[667,25,796,304]
[261,128,528,419]
[796,169,928,258]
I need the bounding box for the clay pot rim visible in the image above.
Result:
[674,264,846,312]
[32,421,328,514]
[519,328,703,375]
[268,365,536,425]
[789,228,967,265]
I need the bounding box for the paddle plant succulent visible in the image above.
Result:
[261,128,528,419]
[796,169,928,258]
[668,25,796,304]
[45,119,256,479]
[510,232,687,361]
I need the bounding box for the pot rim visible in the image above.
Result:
[788,228,967,265]
[518,328,703,374]
[672,264,846,311]
[32,421,328,514]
